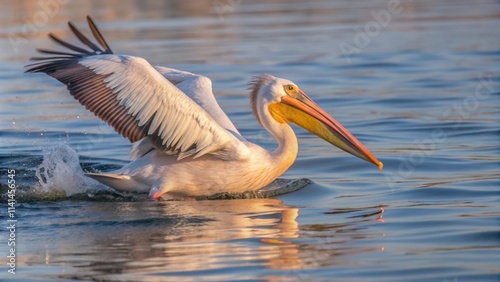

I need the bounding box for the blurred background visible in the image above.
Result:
[0,1,499,281]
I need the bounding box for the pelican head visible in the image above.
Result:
[250,74,383,170]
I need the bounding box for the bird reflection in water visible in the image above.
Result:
[17,199,386,280]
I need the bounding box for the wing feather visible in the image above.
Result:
[25,16,247,161]
[154,67,243,139]
[68,21,103,52]
[86,16,113,53]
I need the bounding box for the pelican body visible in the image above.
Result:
[26,17,382,200]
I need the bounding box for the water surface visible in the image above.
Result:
[0,0,499,281]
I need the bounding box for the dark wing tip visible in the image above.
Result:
[26,16,113,67]
[47,32,92,55]
[67,20,103,53]
[86,16,113,53]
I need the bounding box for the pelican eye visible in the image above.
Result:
[284,84,297,95]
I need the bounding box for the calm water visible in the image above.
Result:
[1,0,499,281]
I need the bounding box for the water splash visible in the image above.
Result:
[25,144,311,201]
[34,144,108,197]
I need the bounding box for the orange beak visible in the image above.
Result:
[269,92,383,170]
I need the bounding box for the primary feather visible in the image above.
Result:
[25,16,244,161]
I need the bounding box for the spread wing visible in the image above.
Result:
[128,67,246,160]
[154,67,241,137]
[25,16,247,161]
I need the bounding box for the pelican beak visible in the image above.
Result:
[269,91,383,170]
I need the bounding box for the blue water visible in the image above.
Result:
[1,0,499,281]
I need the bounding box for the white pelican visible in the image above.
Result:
[26,17,382,200]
